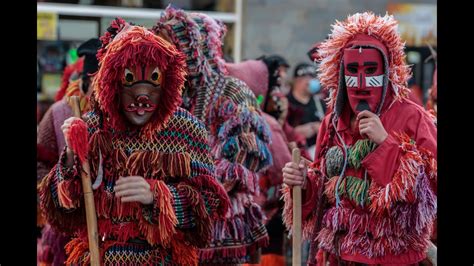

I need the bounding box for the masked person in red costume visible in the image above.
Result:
[39,19,229,265]
[282,12,437,266]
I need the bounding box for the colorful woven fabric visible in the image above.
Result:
[155,6,272,263]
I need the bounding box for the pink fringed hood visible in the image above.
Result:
[317,12,412,117]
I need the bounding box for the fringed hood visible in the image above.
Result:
[153,5,228,89]
[93,18,187,138]
[318,12,412,116]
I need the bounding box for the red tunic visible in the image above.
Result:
[302,94,436,264]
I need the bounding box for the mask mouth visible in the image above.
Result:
[124,95,157,116]
[356,90,371,96]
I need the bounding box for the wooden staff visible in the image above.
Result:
[292,147,302,266]
[71,96,100,266]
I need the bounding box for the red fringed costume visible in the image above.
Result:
[39,19,229,265]
[282,13,437,265]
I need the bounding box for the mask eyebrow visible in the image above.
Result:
[347,62,358,68]
[363,61,378,66]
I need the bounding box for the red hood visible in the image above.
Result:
[317,12,412,114]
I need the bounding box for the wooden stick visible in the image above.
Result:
[292,148,302,266]
[71,96,100,266]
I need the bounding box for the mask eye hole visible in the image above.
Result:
[124,69,135,83]
[347,66,357,74]
[365,67,377,75]
[151,67,160,82]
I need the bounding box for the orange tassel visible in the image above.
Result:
[171,233,198,265]
[138,180,177,246]
[65,238,89,265]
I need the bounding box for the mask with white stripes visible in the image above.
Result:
[343,47,384,114]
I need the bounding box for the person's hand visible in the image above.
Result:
[295,122,319,139]
[357,110,388,145]
[282,160,307,189]
[312,121,321,134]
[115,176,154,205]
[61,117,83,152]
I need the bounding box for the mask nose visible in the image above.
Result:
[136,94,150,103]
[358,73,363,89]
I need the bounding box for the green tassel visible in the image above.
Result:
[337,175,371,206]
[348,139,376,169]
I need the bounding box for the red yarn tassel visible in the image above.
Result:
[66,119,89,163]
[138,180,177,247]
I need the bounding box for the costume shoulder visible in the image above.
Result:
[169,107,208,133]
[222,75,260,109]
[167,107,214,167]
[401,98,434,117]
[389,99,437,131]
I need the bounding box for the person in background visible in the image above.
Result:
[287,63,327,159]
[425,45,437,119]
[258,54,291,96]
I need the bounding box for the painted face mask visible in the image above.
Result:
[343,47,384,114]
[120,65,162,126]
